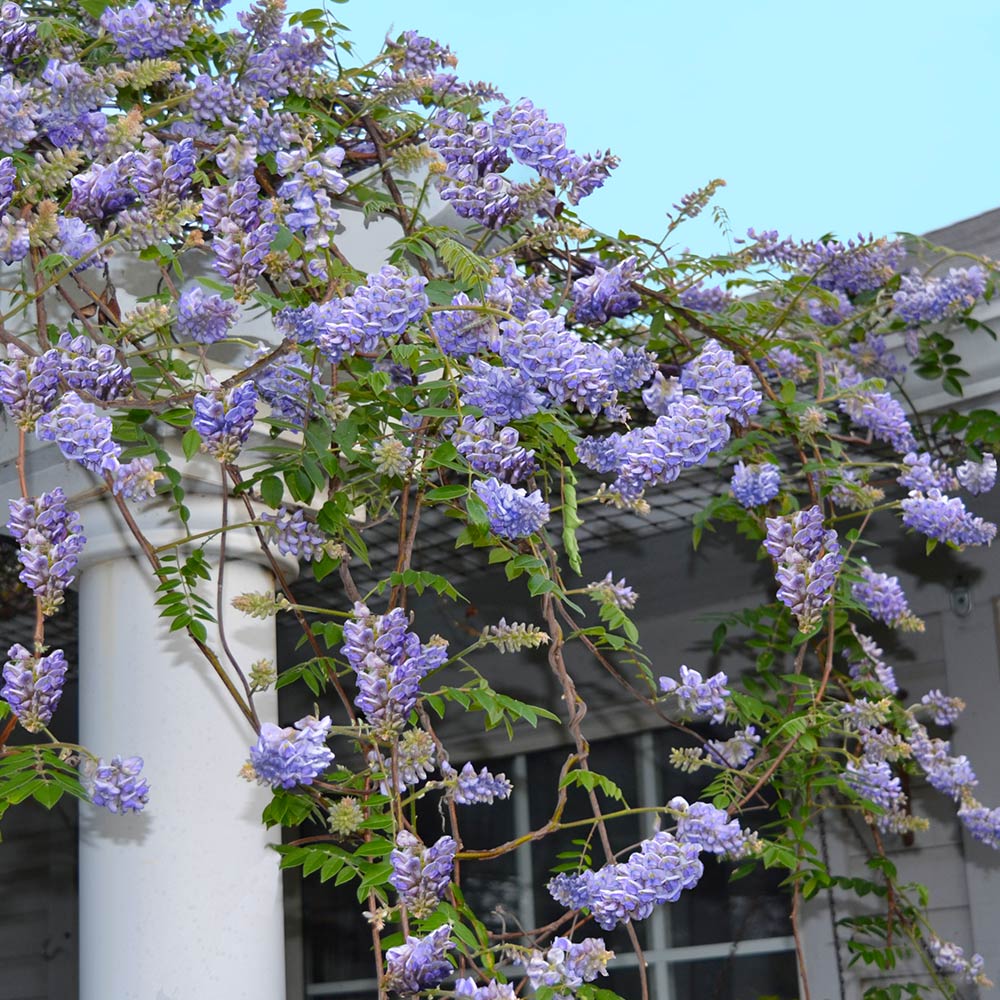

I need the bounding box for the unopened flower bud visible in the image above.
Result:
[329,797,364,837]
[231,591,290,619]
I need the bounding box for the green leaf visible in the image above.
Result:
[260,475,284,509]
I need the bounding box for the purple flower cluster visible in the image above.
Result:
[803,236,904,295]
[175,286,240,345]
[192,382,258,462]
[472,477,549,538]
[851,562,912,627]
[898,451,958,492]
[806,289,854,326]
[956,454,996,495]
[452,416,537,483]
[41,333,132,401]
[88,755,149,814]
[908,722,977,801]
[7,489,86,616]
[251,346,314,429]
[892,267,987,325]
[430,293,496,357]
[900,489,996,547]
[389,831,456,917]
[383,925,453,994]
[703,727,760,768]
[523,937,614,992]
[441,760,513,804]
[585,572,638,610]
[548,830,703,930]
[678,282,734,313]
[840,390,917,454]
[731,461,781,508]
[259,507,326,561]
[920,689,964,726]
[849,333,906,379]
[571,256,642,324]
[847,632,899,695]
[641,372,681,416]
[279,266,427,364]
[926,935,988,985]
[454,979,516,1000]
[385,30,455,77]
[669,797,754,857]
[459,358,545,423]
[2,644,68,733]
[843,758,906,821]
[341,603,448,733]
[764,506,843,632]
[681,340,761,426]
[957,801,1000,852]
[113,457,161,502]
[0,3,36,72]
[247,715,334,789]
[100,0,192,59]
[36,391,122,476]
[276,147,348,252]
[659,666,730,723]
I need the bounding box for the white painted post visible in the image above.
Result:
[75,494,287,1000]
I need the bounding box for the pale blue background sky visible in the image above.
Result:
[300,1,1000,254]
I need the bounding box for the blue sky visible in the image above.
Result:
[303,1,1000,255]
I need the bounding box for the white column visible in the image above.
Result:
[76,496,287,1000]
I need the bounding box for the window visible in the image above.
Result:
[302,730,798,1000]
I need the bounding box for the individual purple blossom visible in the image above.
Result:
[35,392,122,476]
[175,286,240,345]
[764,506,843,631]
[191,382,258,462]
[571,256,641,324]
[669,797,754,857]
[441,760,512,804]
[389,831,456,917]
[341,603,448,733]
[523,937,614,992]
[898,451,958,492]
[731,461,781,508]
[2,645,68,733]
[681,340,761,426]
[472,477,550,538]
[459,358,545,423]
[659,666,729,723]
[900,489,996,547]
[892,267,987,325]
[704,727,760,768]
[259,507,326,561]
[851,562,912,627]
[88,755,149,814]
[100,0,192,59]
[921,689,965,726]
[7,489,86,616]
[956,454,997,496]
[383,925,454,994]
[585,571,638,610]
[452,416,537,483]
[247,715,333,789]
[548,830,703,930]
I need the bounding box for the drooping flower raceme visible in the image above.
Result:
[87,755,150,814]
[341,603,448,733]
[175,285,240,345]
[669,797,755,857]
[35,391,122,476]
[892,267,987,325]
[259,507,327,560]
[956,454,997,496]
[730,461,781,508]
[900,489,996,548]
[441,760,513,804]
[764,506,843,632]
[547,830,703,930]
[2,644,68,732]
[192,382,258,462]
[522,937,614,993]
[851,561,915,628]
[247,715,334,789]
[585,572,638,610]
[472,477,550,538]
[452,416,537,484]
[389,831,456,917]
[659,666,730,723]
[571,255,641,324]
[7,488,85,616]
[383,925,454,994]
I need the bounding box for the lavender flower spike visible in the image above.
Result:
[383,925,454,994]
[389,831,456,917]
[248,715,334,789]
[2,644,68,732]
[472,476,550,538]
[87,755,150,814]
[441,760,513,804]
[659,665,729,723]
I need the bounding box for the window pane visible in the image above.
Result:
[669,952,799,1000]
